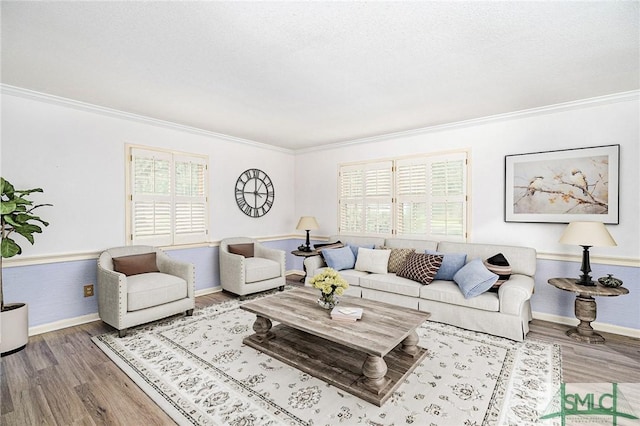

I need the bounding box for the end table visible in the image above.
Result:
[548,277,629,344]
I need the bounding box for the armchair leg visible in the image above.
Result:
[278,286,284,291]
[118,329,127,338]
[186,309,194,316]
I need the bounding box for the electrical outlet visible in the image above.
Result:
[84,284,94,297]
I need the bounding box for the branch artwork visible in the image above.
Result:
[513,155,609,215]
[504,145,619,224]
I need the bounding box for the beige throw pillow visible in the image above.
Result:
[354,248,391,274]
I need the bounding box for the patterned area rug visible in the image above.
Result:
[92,297,561,426]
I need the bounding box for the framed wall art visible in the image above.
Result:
[504,144,619,224]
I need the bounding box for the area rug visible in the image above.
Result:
[92,297,562,426]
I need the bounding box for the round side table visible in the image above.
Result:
[548,277,629,344]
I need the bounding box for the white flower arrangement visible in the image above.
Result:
[309,268,349,298]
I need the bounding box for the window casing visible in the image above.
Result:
[127,146,208,246]
[339,152,468,241]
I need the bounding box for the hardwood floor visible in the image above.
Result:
[2,274,638,425]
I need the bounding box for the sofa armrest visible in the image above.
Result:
[303,255,327,284]
[498,274,534,315]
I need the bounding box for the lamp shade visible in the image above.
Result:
[559,221,617,247]
[296,216,319,231]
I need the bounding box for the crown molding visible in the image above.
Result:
[295,90,640,154]
[3,84,636,155]
[0,84,294,154]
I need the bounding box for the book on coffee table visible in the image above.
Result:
[331,306,363,321]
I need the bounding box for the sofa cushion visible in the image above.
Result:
[420,280,500,311]
[127,272,187,311]
[396,253,443,285]
[228,243,254,258]
[112,253,159,276]
[380,247,415,273]
[453,258,499,298]
[360,273,423,297]
[483,253,512,288]
[321,245,356,271]
[355,248,391,274]
[245,257,281,283]
[425,250,467,280]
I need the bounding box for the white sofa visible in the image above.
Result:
[304,236,536,341]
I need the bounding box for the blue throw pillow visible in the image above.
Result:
[425,250,467,280]
[453,258,499,298]
[321,245,356,271]
[349,244,375,259]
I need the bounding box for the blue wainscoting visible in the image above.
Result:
[3,259,99,327]
[532,259,639,330]
[3,240,637,335]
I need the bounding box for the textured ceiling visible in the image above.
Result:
[2,1,638,150]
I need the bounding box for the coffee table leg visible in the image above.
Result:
[252,315,275,343]
[362,355,389,394]
[401,330,420,357]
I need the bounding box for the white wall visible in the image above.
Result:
[295,96,640,260]
[1,93,297,257]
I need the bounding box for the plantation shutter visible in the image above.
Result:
[131,148,173,246]
[129,147,209,246]
[395,152,467,241]
[174,155,208,245]
[339,161,393,236]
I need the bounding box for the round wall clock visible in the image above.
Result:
[235,168,275,217]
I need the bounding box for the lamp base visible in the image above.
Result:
[298,245,313,252]
[574,278,596,286]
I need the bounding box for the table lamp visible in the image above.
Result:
[558,221,616,286]
[296,216,319,252]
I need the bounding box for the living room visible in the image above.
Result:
[1,1,638,424]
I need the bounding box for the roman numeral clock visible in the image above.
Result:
[235,168,275,218]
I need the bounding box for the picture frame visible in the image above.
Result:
[504,145,620,224]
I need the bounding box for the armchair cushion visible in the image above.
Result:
[228,243,254,258]
[112,253,159,276]
[245,257,281,283]
[127,272,188,311]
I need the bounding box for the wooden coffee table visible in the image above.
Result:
[240,287,431,406]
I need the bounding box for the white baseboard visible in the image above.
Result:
[29,313,101,337]
[532,311,640,339]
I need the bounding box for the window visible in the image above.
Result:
[127,146,208,246]
[339,152,468,241]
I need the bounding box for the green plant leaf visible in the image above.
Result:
[0,201,16,215]
[1,238,21,258]
[0,178,15,198]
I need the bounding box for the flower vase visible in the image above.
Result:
[317,294,338,309]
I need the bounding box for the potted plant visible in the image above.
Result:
[1,177,51,355]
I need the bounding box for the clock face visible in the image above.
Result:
[235,168,275,217]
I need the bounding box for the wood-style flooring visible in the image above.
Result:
[2,274,639,425]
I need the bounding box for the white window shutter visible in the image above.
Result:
[339,161,392,236]
[395,153,467,241]
[174,156,208,245]
[428,153,467,241]
[129,147,209,246]
[131,148,173,246]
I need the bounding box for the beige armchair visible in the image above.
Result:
[219,237,285,298]
[97,245,195,337]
